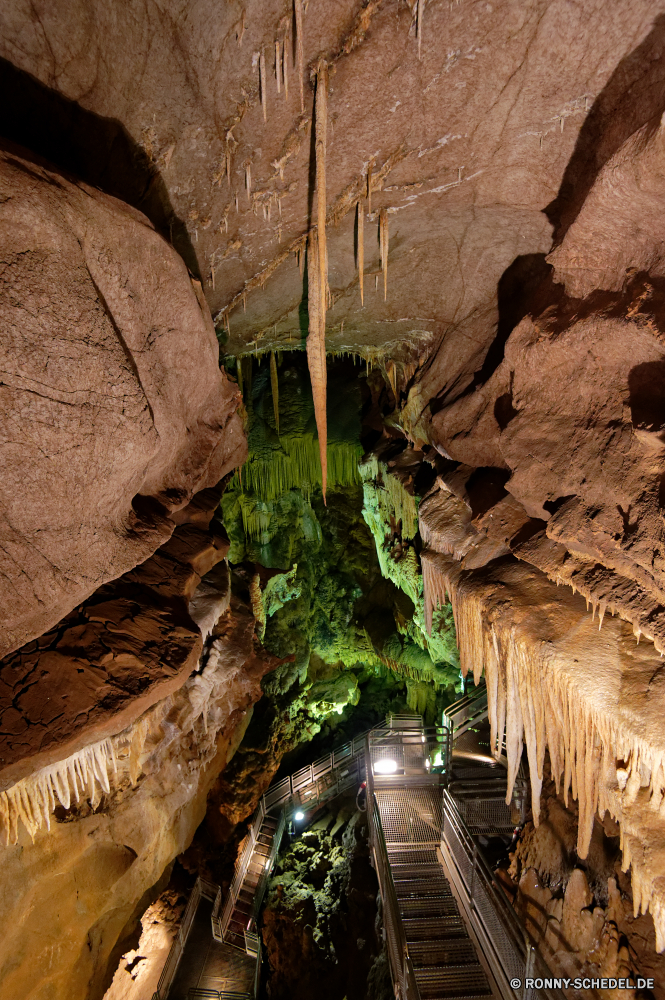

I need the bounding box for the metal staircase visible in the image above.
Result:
[443,685,528,835]
[218,811,285,953]
[368,724,495,1000]
[211,727,371,957]
[366,720,563,1000]
[156,706,553,1000]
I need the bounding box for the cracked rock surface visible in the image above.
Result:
[0,143,245,661]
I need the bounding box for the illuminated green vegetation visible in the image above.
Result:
[221,353,460,741]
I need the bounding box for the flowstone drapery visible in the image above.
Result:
[421,486,665,951]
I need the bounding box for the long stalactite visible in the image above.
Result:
[270,351,280,434]
[379,206,389,300]
[295,0,305,113]
[305,61,329,503]
[306,227,327,503]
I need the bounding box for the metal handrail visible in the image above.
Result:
[444,790,528,953]
[443,684,489,736]
[212,729,373,953]
[151,877,220,1000]
[367,791,420,1000]
[186,991,253,1000]
[253,938,262,997]
[441,789,564,1000]
[247,811,286,930]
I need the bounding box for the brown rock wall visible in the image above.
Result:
[0,144,245,661]
[0,486,232,791]
[508,775,665,1000]
[0,594,277,1000]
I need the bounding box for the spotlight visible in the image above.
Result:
[294,811,305,821]
[373,758,398,774]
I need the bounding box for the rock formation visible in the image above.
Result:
[3,0,665,996]
[0,143,245,662]
[261,801,387,1000]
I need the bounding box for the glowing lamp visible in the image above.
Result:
[294,811,305,821]
[373,758,398,774]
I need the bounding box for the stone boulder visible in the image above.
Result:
[0,143,246,661]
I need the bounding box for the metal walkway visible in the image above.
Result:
[211,727,370,956]
[215,811,284,954]
[368,726,496,1000]
[154,704,555,1000]
[366,716,563,1000]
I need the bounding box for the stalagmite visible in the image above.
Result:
[358,199,364,305]
[379,207,389,299]
[245,162,252,200]
[275,40,281,92]
[295,0,305,113]
[270,351,280,434]
[260,48,268,121]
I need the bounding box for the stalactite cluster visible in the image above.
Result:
[0,723,149,846]
[421,544,665,951]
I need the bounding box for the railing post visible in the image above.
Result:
[523,939,535,1000]
[470,840,477,908]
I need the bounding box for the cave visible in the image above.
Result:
[3,3,665,1000]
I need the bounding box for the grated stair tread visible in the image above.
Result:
[399,896,461,917]
[395,879,453,898]
[402,915,467,939]
[409,939,479,967]
[414,963,491,997]
[423,995,496,1000]
[387,848,439,866]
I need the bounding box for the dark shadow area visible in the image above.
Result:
[473,253,554,387]
[494,390,518,431]
[509,518,548,548]
[0,56,200,277]
[545,14,665,244]
[542,495,576,516]
[629,360,665,430]
[430,254,556,417]
[658,474,665,511]
[465,467,510,520]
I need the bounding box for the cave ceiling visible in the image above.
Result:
[2,0,660,369]
[7,3,665,996]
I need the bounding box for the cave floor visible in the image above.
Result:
[168,896,255,998]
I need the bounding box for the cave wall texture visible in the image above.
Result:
[4,0,665,997]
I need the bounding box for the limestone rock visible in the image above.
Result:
[102,887,187,1000]
[0,505,230,791]
[0,143,245,661]
[0,594,278,1000]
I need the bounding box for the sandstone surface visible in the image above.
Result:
[0,593,277,1000]
[0,144,245,661]
[3,0,665,994]
[0,503,230,791]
